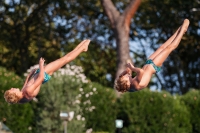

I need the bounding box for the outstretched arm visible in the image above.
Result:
[26,58,45,97]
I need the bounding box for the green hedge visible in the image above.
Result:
[1,66,200,133]
[118,90,191,133]
[80,82,117,133]
[82,88,200,133]
[180,89,200,133]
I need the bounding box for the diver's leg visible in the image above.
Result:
[44,39,90,75]
[151,19,189,66]
[148,20,187,59]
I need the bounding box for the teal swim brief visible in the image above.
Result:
[128,86,138,92]
[145,59,161,73]
[35,69,51,84]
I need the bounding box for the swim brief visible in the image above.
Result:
[128,85,138,92]
[35,69,51,84]
[128,87,137,92]
[145,59,161,73]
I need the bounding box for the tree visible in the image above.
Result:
[1,0,199,94]
[101,0,141,79]
[0,0,118,88]
[0,0,63,75]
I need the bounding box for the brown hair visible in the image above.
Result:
[114,76,130,93]
[4,90,20,104]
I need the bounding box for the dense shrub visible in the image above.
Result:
[180,89,200,133]
[81,82,117,133]
[0,67,34,133]
[31,64,87,133]
[1,65,200,133]
[118,89,192,133]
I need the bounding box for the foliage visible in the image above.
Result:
[0,0,118,88]
[0,0,63,75]
[80,82,117,133]
[26,64,117,133]
[118,89,192,133]
[1,0,200,131]
[1,65,200,132]
[1,0,199,94]
[180,89,200,133]
[29,64,88,133]
[0,67,35,133]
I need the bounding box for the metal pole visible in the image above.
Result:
[64,120,67,133]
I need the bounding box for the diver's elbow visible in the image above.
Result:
[138,83,147,89]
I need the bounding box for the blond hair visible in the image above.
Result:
[114,76,130,93]
[4,90,20,104]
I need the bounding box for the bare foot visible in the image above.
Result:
[82,39,90,52]
[182,19,190,33]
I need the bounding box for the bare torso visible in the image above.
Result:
[142,64,156,75]
[19,73,41,103]
[131,64,156,90]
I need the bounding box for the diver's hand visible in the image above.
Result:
[126,62,135,70]
[39,57,45,68]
